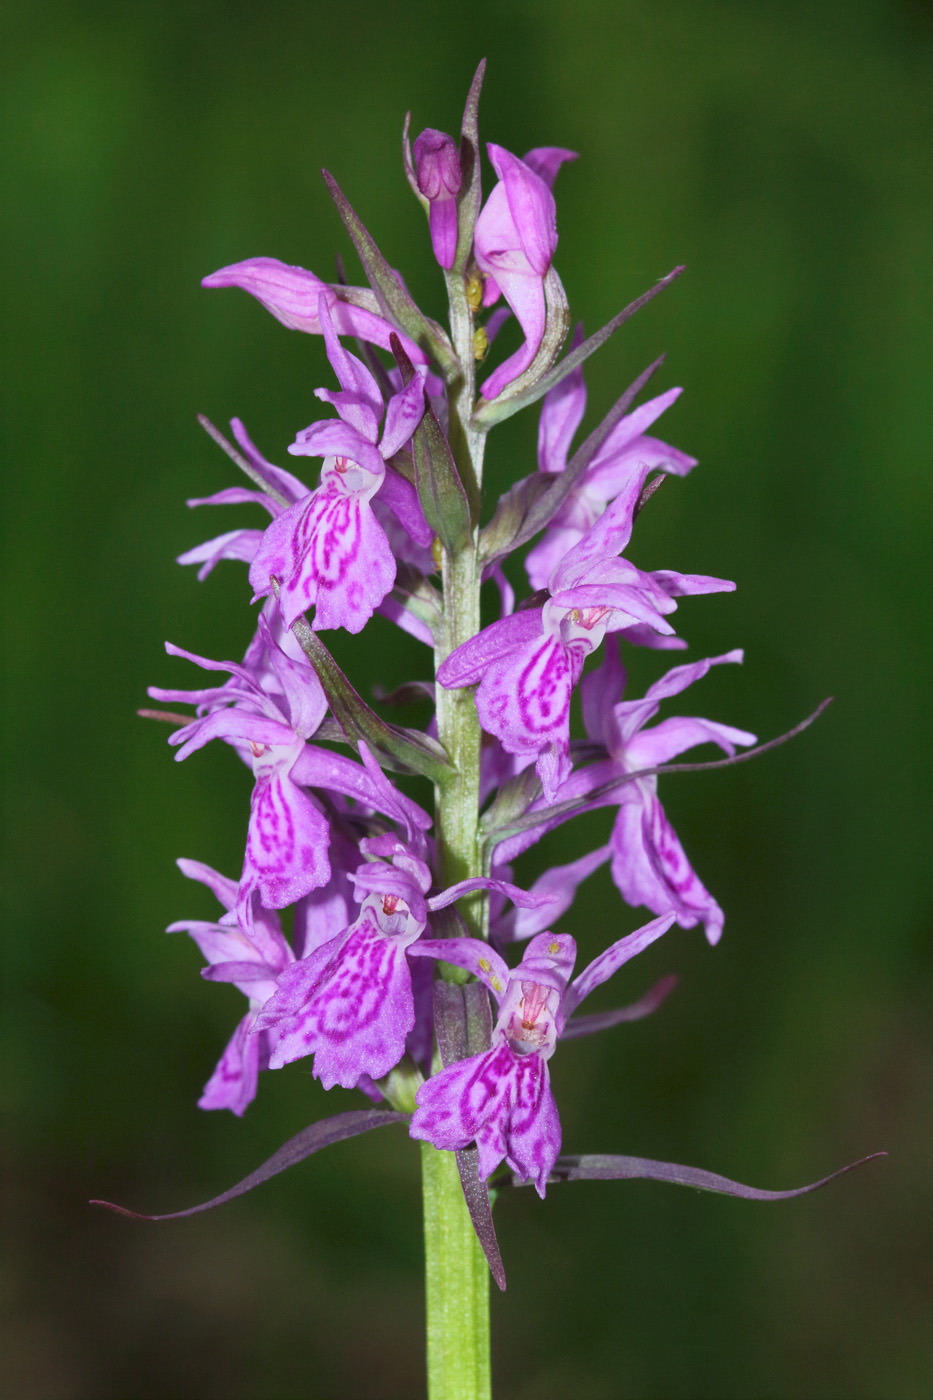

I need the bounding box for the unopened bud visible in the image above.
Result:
[413,128,462,270]
[412,129,461,200]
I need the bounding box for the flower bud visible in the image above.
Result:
[413,128,461,269]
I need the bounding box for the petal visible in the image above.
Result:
[168,709,296,763]
[314,295,384,442]
[251,485,396,633]
[516,931,578,995]
[479,267,547,400]
[377,464,433,548]
[474,182,525,276]
[198,1013,262,1117]
[380,373,429,459]
[580,640,627,746]
[264,918,415,1087]
[608,649,747,748]
[410,938,511,1001]
[427,875,557,914]
[289,419,386,478]
[428,197,458,269]
[521,146,578,190]
[257,619,328,741]
[563,913,677,1018]
[351,862,428,926]
[524,525,584,592]
[201,256,429,361]
[240,771,331,916]
[410,1043,514,1154]
[587,386,686,466]
[643,648,745,706]
[475,633,577,763]
[185,487,275,510]
[413,128,462,198]
[650,569,736,598]
[175,857,237,912]
[550,465,655,586]
[486,144,557,275]
[437,609,544,689]
[610,791,724,945]
[535,739,572,804]
[625,715,757,770]
[536,329,586,474]
[584,436,697,500]
[229,418,311,502]
[289,745,432,833]
[177,528,263,580]
[505,846,612,942]
[293,881,353,961]
[413,1044,562,1197]
[356,741,434,839]
[501,1054,561,1198]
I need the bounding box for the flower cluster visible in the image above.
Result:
[135,67,870,1263]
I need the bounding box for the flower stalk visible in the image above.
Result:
[421,1141,491,1400]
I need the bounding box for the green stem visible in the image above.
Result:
[421,1143,491,1400]
[418,266,491,1400]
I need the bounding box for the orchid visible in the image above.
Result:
[581,646,757,943]
[248,295,430,633]
[473,144,577,400]
[526,373,699,589]
[409,916,674,1194]
[168,858,295,1115]
[438,459,733,799]
[108,61,880,1400]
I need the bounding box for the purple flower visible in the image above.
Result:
[526,377,698,590]
[168,859,295,1115]
[474,144,576,400]
[149,631,432,940]
[409,914,674,1194]
[440,448,737,800]
[579,647,757,944]
[248,296,429,632]
[438,473,702,800]
[202,256,431,363]
[413,128,462,269]
[255,864,431,1090]
[151,626,332,934]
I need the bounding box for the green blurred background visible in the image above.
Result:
[3,1,931,1396]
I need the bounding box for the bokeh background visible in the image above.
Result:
[3,1,932,1396]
